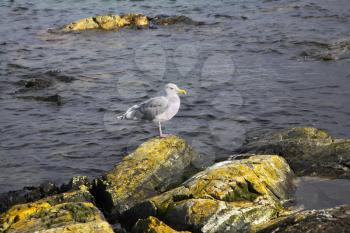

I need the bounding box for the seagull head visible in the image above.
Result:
[165,83,187,96]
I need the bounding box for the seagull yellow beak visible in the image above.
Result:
[177,88,187,95]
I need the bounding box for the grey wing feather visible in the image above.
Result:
[122,96,168,121]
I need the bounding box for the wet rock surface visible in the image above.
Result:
[258,204,350,233]
[241,127,350,178]
[125,155,295,232]
[0,188,114,233]
[91,136,199,220]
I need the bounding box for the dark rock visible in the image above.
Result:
[17,94,63,105]
[0,182,59,213]
[258,204,350,233]
[61,176,91,192]
[150,15,204,26]
[241,127,350,178]
[23,78,53,89]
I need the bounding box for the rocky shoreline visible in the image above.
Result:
[1,127,350,232]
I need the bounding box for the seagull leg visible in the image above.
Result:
[158,121,169,138]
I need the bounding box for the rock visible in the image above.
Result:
[0,182,59,213]
[257,204,350,233]
[62,13,149,31]
[132,216,191,233]
[61,176,91,192]
[0,188,114,233]
[17,94,63,105]
[150,15,204,26]
[126,155,295,232]
[91,136,199,220]
[22,78,53,90]
[241,127,350,178]
[298,39,350,61]
[62,14,202,32]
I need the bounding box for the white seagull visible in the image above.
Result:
[117,83,187,137]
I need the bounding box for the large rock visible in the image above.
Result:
[0,188,114,233]
[125,155,295,232]
[132,216,191,233]
[62,13,149,31]
[91,136,199,220]
[241,127,350,178]
[61,14,202,32]
[258,204,350,233]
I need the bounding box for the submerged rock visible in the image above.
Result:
[132,216,191,233]
[299,39,350,61]
[21,78,53,90]
[126,155,295,232]
[17,94,63,105]
[258,204,350,233]
[241,127,350,178]
[91,136,199,220]
[0,188,114,233]
[149,15,204,26]
[62,13,149,31]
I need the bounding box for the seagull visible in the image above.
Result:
[117,83,187,137]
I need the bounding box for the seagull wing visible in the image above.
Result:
[121,96,169,121]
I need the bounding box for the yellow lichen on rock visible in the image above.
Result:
[62,13,149,31]
[132,216,191,233]
[0,190,114,233]
[126,155,294,232]
[92,135,198,218]
[62,17,99,31]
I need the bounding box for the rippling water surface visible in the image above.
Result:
[1,0,350,193]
